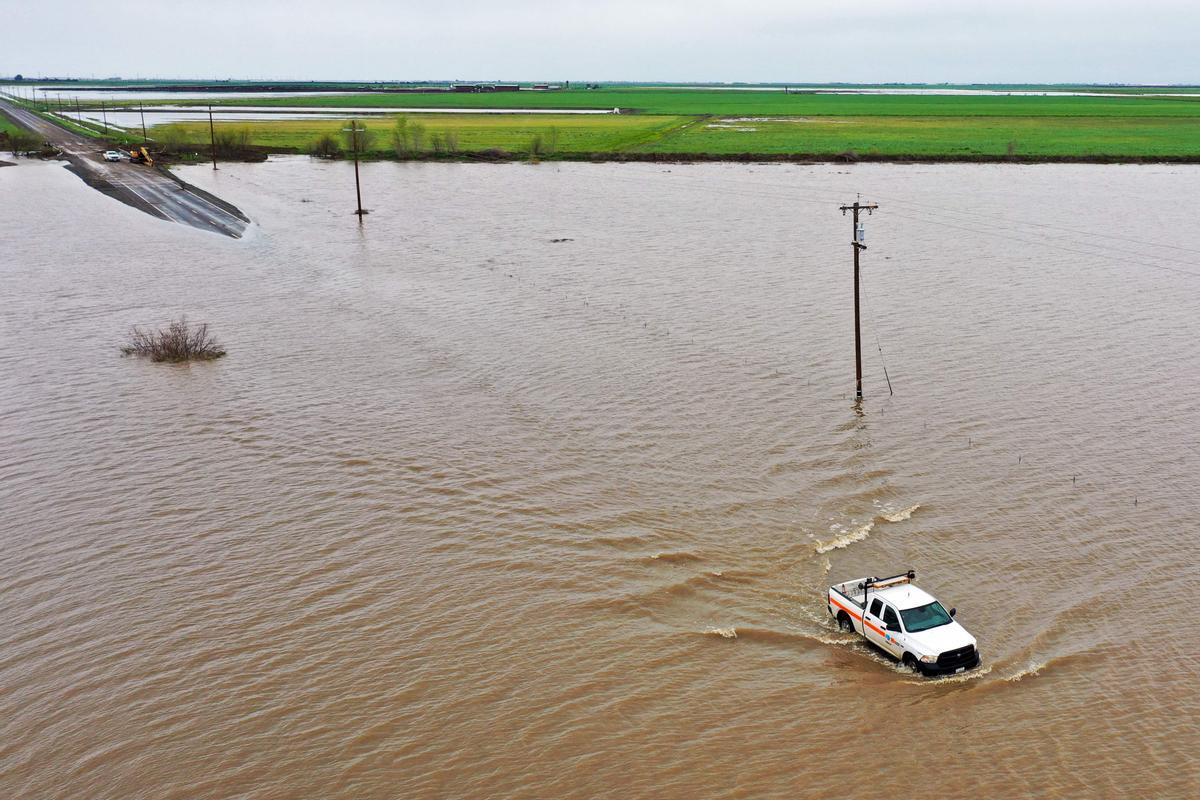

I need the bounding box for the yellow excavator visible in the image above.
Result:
[129,146,154,166]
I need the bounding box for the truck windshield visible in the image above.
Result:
[899,602,953,633]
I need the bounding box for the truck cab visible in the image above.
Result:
[827,571,980,676]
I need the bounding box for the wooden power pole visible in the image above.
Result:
[208,105,218,170]
[839,199,879,401]
[343,120,367,219]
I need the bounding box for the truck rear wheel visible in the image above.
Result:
[837,612,853,632]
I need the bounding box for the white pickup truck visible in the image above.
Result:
[827,570,980,676]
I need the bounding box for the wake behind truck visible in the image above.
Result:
[827,570,980,676]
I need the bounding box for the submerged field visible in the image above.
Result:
[4,159,1200,798]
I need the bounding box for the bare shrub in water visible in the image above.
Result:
[122,318,226,362]
[310,132,341,158]
[213,128,254,157]
[409,122,426,152]
[392,116,411,155]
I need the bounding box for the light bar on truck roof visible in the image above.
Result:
[862,570,916,591]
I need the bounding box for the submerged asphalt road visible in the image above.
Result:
[0,98,248,238]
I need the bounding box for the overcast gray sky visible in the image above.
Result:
[4,0,1197,83]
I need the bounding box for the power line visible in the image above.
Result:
[875,196,1200,272]
[592,168,1200,274]
[884,209,1200,280]
[857,260,894,396]
[646,167,1200,261]
[870,191,1200,258]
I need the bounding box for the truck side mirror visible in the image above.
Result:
[949,608,957,618]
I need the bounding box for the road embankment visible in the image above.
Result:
[0,98,248,238]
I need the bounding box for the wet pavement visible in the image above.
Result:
[0,98,248,238]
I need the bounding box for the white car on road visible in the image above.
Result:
[827,570,980,676]
[103,150,122,162]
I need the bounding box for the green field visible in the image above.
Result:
[647,115,1200,158]
[25,83,1200,161]
[157,107,1200,161]
[0,116,21,136]
[160,114,689,156]
[146,86,1200,160]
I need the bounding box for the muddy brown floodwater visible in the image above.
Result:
[1,158,1198,798]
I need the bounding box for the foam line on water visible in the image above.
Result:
[814,503,920,553]
[881,503,921,522]
[814,520,875,553]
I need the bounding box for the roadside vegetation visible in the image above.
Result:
[121,319,226,362]
[0,103,52,155]
[53,114,144,148]
[2,128,43,156]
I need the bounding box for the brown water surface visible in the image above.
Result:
[1,158,1198,798]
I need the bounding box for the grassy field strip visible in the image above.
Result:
[161,114,686,155]
[646,115,1200,158]
[609,115,706,151]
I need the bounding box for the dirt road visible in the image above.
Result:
[0,98,248,238]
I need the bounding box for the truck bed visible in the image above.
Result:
[829,578,869,608]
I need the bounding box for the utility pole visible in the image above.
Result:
[343,120,367,219]
[100,100,108,134]
[139,102,147,143]
[839,198,879,401]
[208,105,218,170]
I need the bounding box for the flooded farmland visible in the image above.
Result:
[1,158,1198,798]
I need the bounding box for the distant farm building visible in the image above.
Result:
[451,83,521,93]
